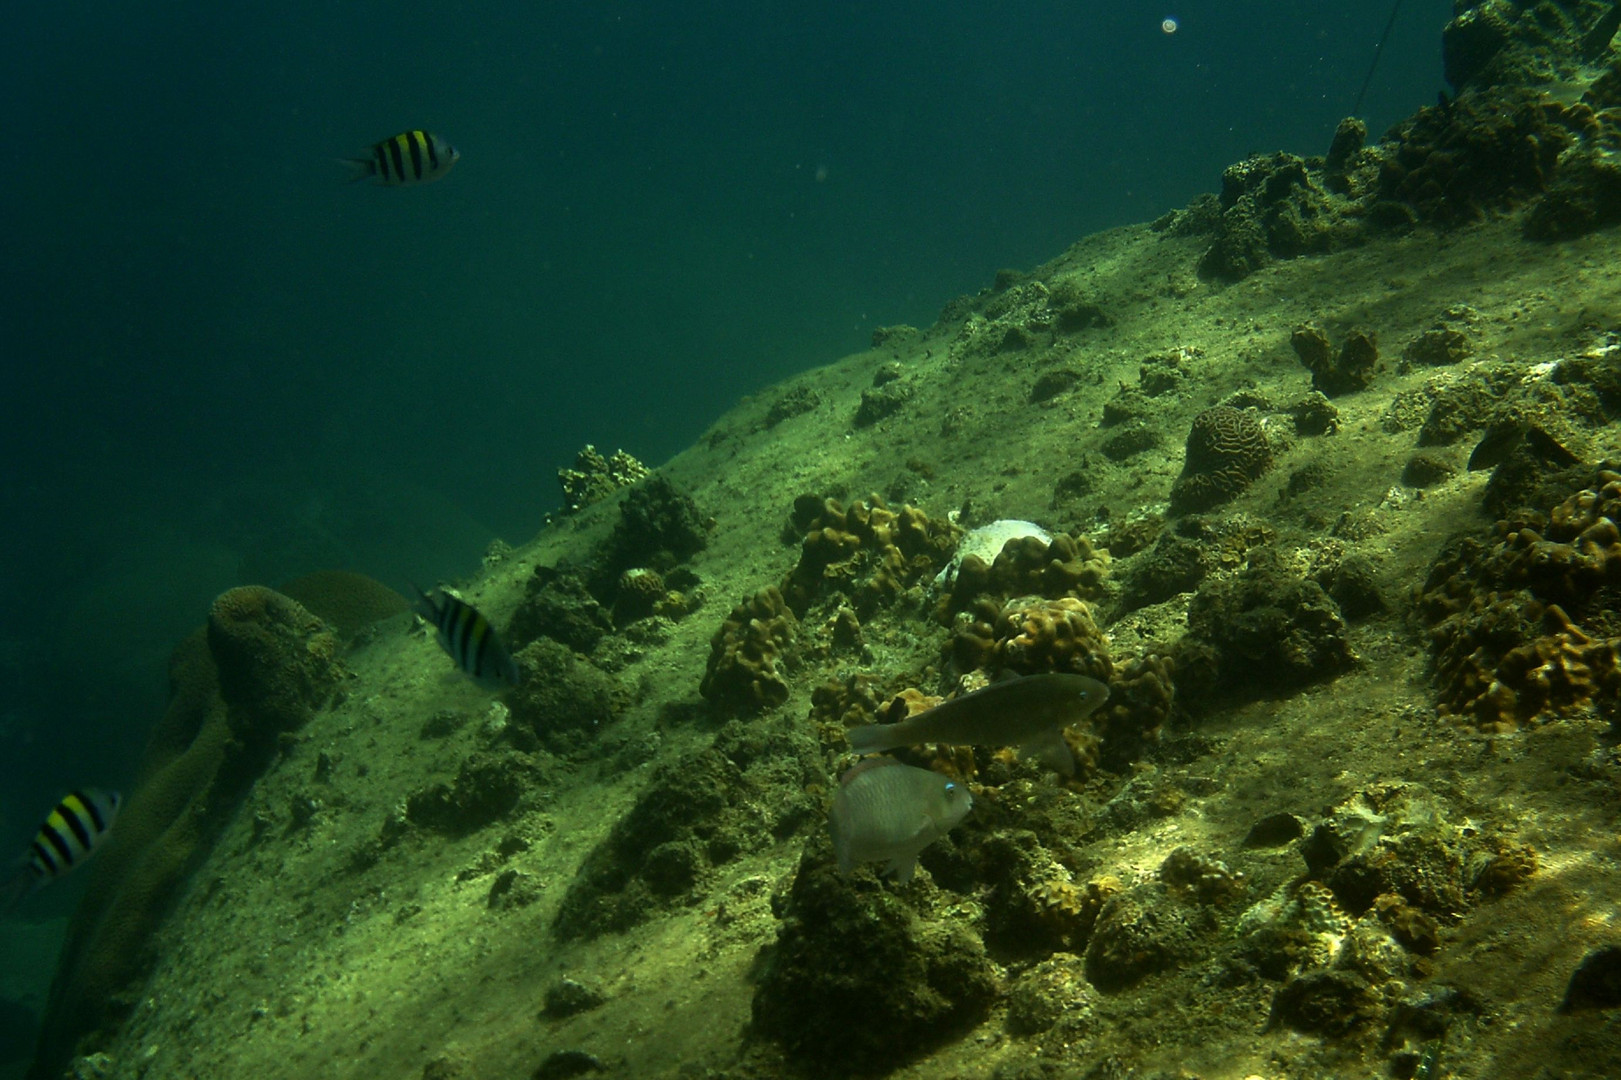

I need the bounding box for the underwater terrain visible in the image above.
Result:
[20,4,1621,1079]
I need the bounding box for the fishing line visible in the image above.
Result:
[1351,0,1406,116]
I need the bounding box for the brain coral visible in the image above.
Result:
[1170,406,1273,513]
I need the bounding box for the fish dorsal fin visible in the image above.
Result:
[840,755,901,784]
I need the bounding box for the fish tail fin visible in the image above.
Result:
[0,869,34,915]
[340,156,377,183]
[845,724,896,756]
[408,582,437,620]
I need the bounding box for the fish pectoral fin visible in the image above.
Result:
[1018,728,1075,776]
[884,855,920,884]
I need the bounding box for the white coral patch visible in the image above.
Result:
[932,519,1052,591]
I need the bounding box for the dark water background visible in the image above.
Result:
[0,0,1448,891]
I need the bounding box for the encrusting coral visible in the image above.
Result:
[699,586,798,714]
[1422,467,1621,729]
[782,495,960,617]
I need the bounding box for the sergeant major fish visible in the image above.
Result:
[2,789,121,909]
[828,757,971,883]
[414,585,521,689]
[344,130,460,186]
[846,672,1109,776]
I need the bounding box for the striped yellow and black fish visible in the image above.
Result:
[414,586,520,688]
[344,130,460,186]
[2,789,121,909]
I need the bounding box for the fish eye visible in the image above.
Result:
[944,782,956,791]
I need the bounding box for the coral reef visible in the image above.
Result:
[556,445,649,514]
[404,752,530,835]
[1169,406,1272,513]
[699,586,798,714]
[1422,468,1621,728]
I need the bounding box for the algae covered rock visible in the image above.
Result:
[1195,152,1362,282]
[751,857,998,1073]
[1082,881,1200,991]
[1174,552,1355,705]
[507,638,621,754]
[509,566,615,654]
[553,717,820,940]
[405,752,531,836]
[606,474,709,569]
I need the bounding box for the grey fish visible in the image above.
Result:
[846,672,1109,775]
[414,585,521,689]
[828,757,972,882]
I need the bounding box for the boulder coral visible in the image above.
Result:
[941,531,1110,616]
[947,595,1112,682]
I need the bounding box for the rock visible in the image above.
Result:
[751,857,998,1073]
[1560,945,1621,1012]
[542,978,607,1019]
[1006,953,1088,1036]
